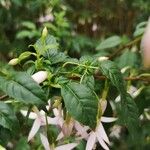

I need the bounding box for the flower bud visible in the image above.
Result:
[42,27,48,38]
[31,71,48,84]
[62,120,74,137]
[98,56,108,62]
[141,18,150,68]
[8,58,19,65]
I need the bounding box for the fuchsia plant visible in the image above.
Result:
[0,24,149,149]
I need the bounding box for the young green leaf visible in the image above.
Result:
[44,49,67,64]
[0,102,18,130]
[18,51,33,62]
[99,60,126,97]
[34,35,58,55]
[117,50,140,69]
[16,30,32,39]
[21,21,36,30]
[61,82,98,129]
[82,75,95,91]
[116,94,139,135]
[96,35,122,50]
[0,72,46,105]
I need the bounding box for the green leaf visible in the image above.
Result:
[0,72,46,105]
[16,30,32,39]
[76,140,86,150]
[21,21,36,30]
[82,75,95,91]
[136,21,147,29]
[61,82,98,129]
[44,49,67,64]
[117,50,140,69]
[15,137,30,150]
[96,35,122,50]
[18,51,33,62]
[99,60,126,97]
[0,102,18,130]
[34,34,58,55]
[133,28,145,37]
[133,21,147,37]
[99,60,140,136]
[116,94,139,135]
[79,56,97,66]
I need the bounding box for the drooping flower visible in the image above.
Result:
[85,100,117,150]
[86,117,117,150]
[56,118,89,141]
[31,71,48,84]
[21,106,59,141]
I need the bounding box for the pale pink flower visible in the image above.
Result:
[56,120,89,141]
[141,17,150,68]
[55,110,89,141]
[39,14,54,23]
[86,100,117,150]
[21,106,59,141]
[86,117,117,150]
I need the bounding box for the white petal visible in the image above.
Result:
[101,117,117,123]
[56,132,64,141]
[132,86,144,98]
[96,134,109,150]
[53,107,64,127]
[53,108,59,116]
[20,110,37,119]
[74,121,89,139]
[55,143,78,150]
[96,123,110,144]
[47,116,59,125]
[115,95,121,102]
[40,110,46,115]
[28,118,41,141]
[86,132,96,150]
[32,71,48,84]
[40,133,51,150]
[128,86,137,95]
[46,99,51,110]
[58,117,64,127]
[98,56,109,62]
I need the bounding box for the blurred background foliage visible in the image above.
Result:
[0,0,150,60]
[0,0,150,149]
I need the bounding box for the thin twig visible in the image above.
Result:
[69,75,150,82]
[95,75,150,82]
[0,94,8,100]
